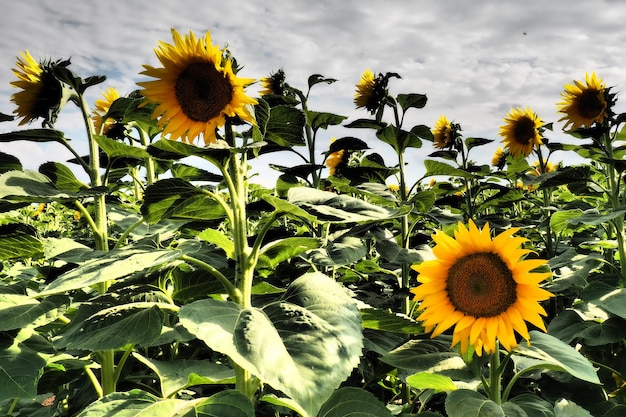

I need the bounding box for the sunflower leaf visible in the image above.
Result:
[0,128,65,143]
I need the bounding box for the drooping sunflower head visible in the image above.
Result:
[557,72,608,131]
[138,29,258,145]
[432,115,455,149]
[354,69,399,114]
[92,87,124,137]
[491,146,508,170]
[259,69,288,96]
[499,107,544,158]
[10,51,67,127]
[410,220,553,356]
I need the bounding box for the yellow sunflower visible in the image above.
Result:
[557,72,607,131]
[10,51,63,126]
[259,69,287,96]
[411,220,553,356]
[354,69,376,109]
[325,150,346,176]
[499,107,543,158]
[432,115,453,149]
[92,87,120,135]
[491,146,506,168]
[138,29,258,145]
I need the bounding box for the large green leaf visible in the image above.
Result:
[306,111,347,132]
[581,280,626,318]
[307,235,367,266]
[317,387,392,417]
[0,170,105,202]
[132,354,235,397]
[0,330,47,402]
[0,151,22,173]
[257,236,320,269]
[509,394,555,417]
[179,272,363,417]
[381,339,473,381]
[397,93,427,112]
[445,390,504,417]
[264,105,305,147]
[55,303,165,350]
[94,134,150,160]
[0,128,65,143]
[288,187,409,223]
[76,389,254,417]
[39,248,182,296]
[141,178,226,224]
[553,399,593,417]
[39,161,89,193]
[0,294,67,331]
[0,223,43,260]
[424,160,475,179]
[512,331,600,384]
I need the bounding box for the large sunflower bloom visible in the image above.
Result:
[138,29,257,145]
[411,220,553,356]
[557,72,607,131]
[499,107,543,158]
[432,115,453,149]
[354,69,377,111]
[11,51,63,126]
[92,87,120,135]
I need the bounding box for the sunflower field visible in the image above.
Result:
[1,28,625,417]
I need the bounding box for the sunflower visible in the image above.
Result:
[325,150,346,176]
[138,29,257,145]
[11,51,64,127]
[259,69,288,96]
[92,87,120,135]
[499,107,543,158]
[557,72,607,131]
[432,115,453,149]
[354,69,398,113]
[411,220,553,356]
[491,146,507,169]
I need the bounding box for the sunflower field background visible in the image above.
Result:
[1,28,625,417]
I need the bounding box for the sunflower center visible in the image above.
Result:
[175,62,233,122]
[577,89,604,120]
[512,117,536,145]
[446,252,517,317]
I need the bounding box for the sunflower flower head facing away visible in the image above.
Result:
[354,69,400,114]
[557,72,609,131]
[499,107,544,158]
[411,220,554,356]
[138,29,258,145]
[491,146,508,170]
[259,69,290,97]
[92,87,125,138]
[11,51,69,127]
[432,115,458,149]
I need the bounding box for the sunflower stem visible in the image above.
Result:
[488,343,502,404]
[136,125,157,186]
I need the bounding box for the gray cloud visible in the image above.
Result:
[1,0,626,183]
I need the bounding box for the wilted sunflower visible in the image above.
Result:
[138,29,257,145]
[411,220,553,356]
[557,72,607,131]
[92,87,120,135]
[11,51,64,126]
[499,107,543,158]
[432,115,454,149]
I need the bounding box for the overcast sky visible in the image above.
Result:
[1,0,625,185]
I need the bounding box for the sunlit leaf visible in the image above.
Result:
[179,272,363,417]
[581,280,626,318]
[39,161,88,193]
[406,372,456,393]
[360,308,422,334]
[133,354,235,397]
[509,394,555,417]
[0,223,43,260]
[55,304,165,350]
[39,248,182,296]
[258,237,320,268]
[553,398,593,417]
[424,160,475,179]
[513,331,600,384]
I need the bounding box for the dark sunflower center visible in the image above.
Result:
[175,62,233,122]
[446,252,517,317]
[512,117,536,145]
[577,89,604,119]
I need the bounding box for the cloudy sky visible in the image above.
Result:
[1,0,625,185]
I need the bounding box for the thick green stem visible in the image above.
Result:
[181,254,239,302]
[296,90,319,188]
[488,344,502,404]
